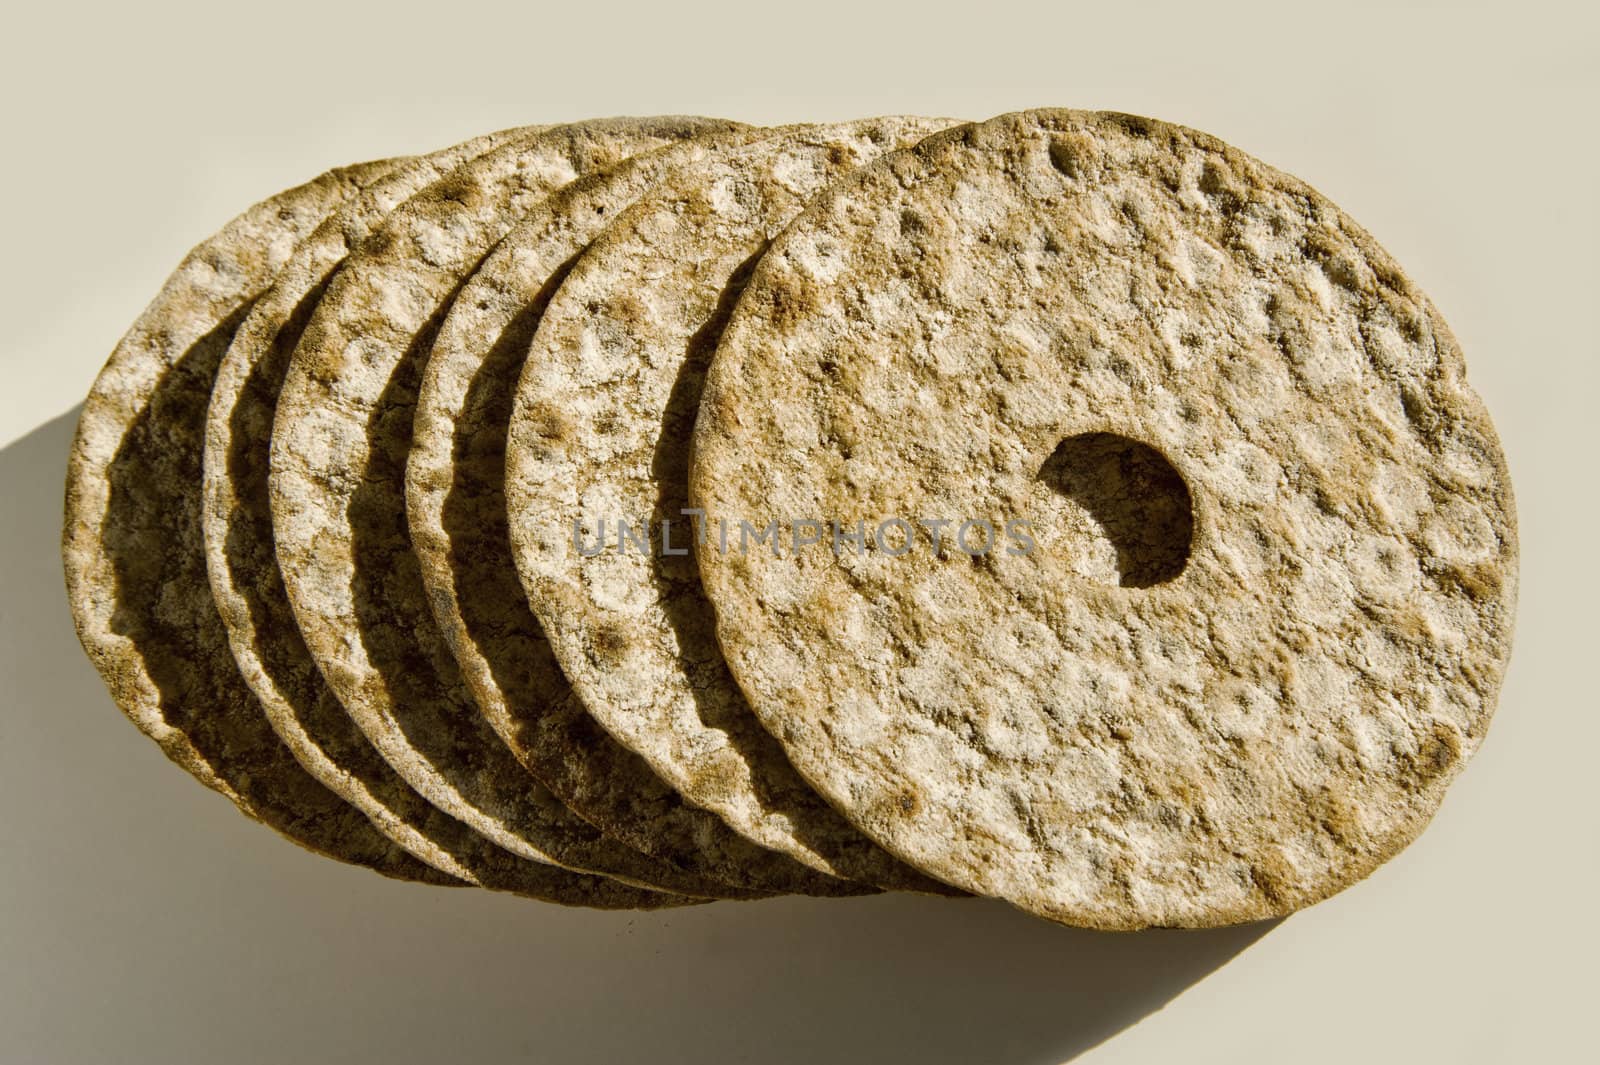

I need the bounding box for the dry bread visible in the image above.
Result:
[689,110,1518,927]
[406,131,871,897]
[67,106,1514,924]
[200,131,694,906]
[62,160,454,884]
[505,118,964,892]
[269,118,742,896]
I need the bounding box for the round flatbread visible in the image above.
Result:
[270,118,742,895]
[406,131,872,897]
[505,117,965,892]
[63,160,453,884]
[688,109,1519,928]
[201,130,694,906]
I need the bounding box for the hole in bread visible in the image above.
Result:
[1034,432,1193,588]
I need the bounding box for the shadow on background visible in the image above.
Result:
[4,408,1276,1065]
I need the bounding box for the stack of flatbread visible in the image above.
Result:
[63,112,1516,929]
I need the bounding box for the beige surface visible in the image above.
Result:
[4,0,1593,1061]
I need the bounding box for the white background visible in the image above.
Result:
[2,2,1594,1062]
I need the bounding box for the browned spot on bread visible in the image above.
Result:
[1048,133,1101,180]
[609,292,649,329]
[1249,848,1298,907]
[587,622,632,669]
[1308,786,1365,849]
[429,171,483,208]
[525,400,573,445]
[763,277,822,334]
[1411,720,1463,786]
[1441,560,1505,601]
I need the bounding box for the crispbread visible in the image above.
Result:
[269,118,744,895]
[201,131,695,906]
[688,110,1518,927]
[504,118,964,892]
[406,131,872,897]
[63,160,452,883]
